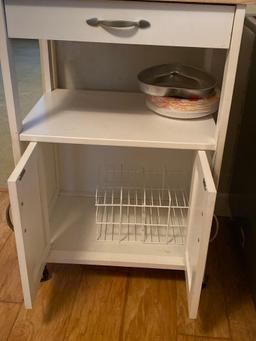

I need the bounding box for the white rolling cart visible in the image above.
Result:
[0,0,248,318]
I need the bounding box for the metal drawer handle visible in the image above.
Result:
[86,18,150,29]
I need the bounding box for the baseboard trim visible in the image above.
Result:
[0,187,8,192]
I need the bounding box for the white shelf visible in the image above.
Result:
[48,195,185,270]
[20,89,216,150]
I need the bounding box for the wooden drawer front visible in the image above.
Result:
[5,0,234,48]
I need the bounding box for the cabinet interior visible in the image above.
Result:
[41,143,206,269]
[56,42,226,93]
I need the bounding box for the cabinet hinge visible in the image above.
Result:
[203,178,207,191]
[18,169,26,181]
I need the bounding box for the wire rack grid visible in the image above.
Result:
[95,166,189,245]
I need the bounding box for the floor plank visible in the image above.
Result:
[8,264,82,341]
[65,266,128,341]
[177,335,230,341]
[176,243,230,339]
[229,321,256,341]
[0,302,20,340]
[121,269,177,341]
[0,192,11,250]
[0,191,8,222]
[216,221,256,341]
[0,222,11,251]
[0,235,23,303]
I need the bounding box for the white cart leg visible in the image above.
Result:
[0,0,22,164]
[38,39,58,282]
[213,5,246,187]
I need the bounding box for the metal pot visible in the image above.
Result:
[138,63,217,99]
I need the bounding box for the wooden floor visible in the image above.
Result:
[0,190,256,341]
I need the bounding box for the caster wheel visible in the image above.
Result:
[41,265,51,282]
[6,204,14,231]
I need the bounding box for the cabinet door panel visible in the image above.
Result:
[8,142,50,308]
[185,151,216,319]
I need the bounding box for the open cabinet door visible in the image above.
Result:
[8,142,50,308]
[185,151,217,319]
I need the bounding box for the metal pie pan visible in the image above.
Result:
[138,63,217,98]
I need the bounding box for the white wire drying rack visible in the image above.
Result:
[95,167,189,245]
